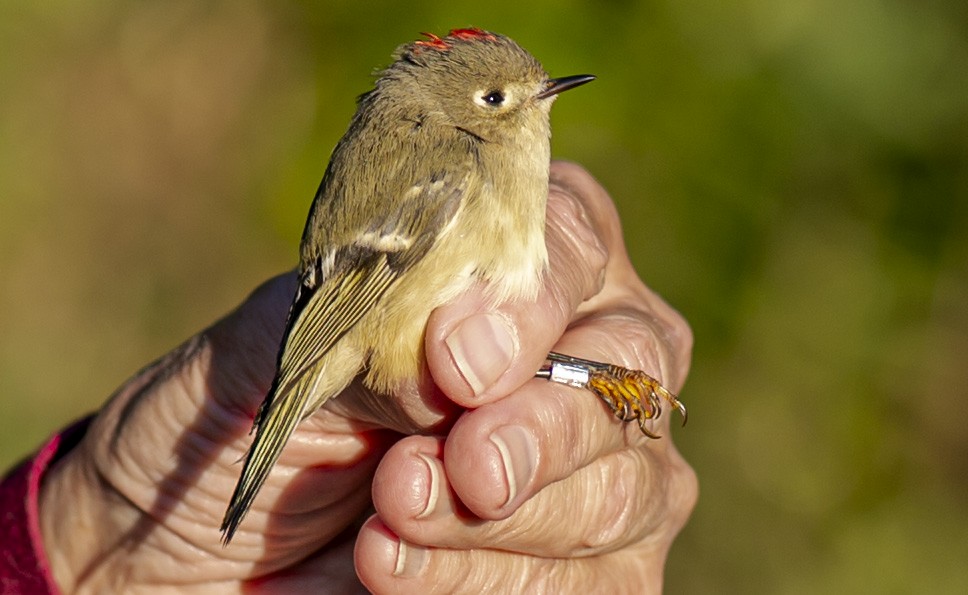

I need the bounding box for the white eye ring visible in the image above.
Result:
[474,88,508,108]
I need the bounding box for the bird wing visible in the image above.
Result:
[220,170,467,543]
[267,168,468,426]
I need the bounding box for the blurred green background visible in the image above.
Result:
[2,0,966,592]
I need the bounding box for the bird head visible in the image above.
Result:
[379,28,594,144]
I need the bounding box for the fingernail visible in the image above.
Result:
[393,539,430,577]
[415,453,452,519]
[488,425,537,507]
[445,313,516,397]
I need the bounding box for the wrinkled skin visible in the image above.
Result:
[39,162,697,594]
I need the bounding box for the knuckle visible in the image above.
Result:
[655,304,693,366]
[576,451,640,552]
[669,448,699,525]
[588,308,665,371]
[546,187,610,301]
[591,304,691,391]
[525,555,647,595]
[523,560,582,594]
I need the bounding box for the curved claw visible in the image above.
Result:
[637,415,662,439]
[675,398,688,426]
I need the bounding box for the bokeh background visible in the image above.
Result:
[2,1,966,592]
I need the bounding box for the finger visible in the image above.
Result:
[358,453,695,594]
[425,162,613,406]
[549,160,693,392]
[355,516,640,594]
[370,426,694,559]
[435,302,691,521]
[576,266,693,396]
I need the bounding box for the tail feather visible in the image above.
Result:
[220,374,316,544]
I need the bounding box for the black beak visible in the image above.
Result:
[536,74,596,99]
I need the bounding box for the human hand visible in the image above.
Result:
[38,161,696,593]
[354,161,698,593]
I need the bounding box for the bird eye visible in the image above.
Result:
[482,90,505,106]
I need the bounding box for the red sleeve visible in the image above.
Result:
[0,417,93,595]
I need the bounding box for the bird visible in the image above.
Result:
[220,28,683,544]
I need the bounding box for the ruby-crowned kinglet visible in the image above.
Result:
[221,28,684,544]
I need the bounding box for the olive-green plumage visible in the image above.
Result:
[221,28,593,543]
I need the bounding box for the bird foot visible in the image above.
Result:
[537,352,687,438]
